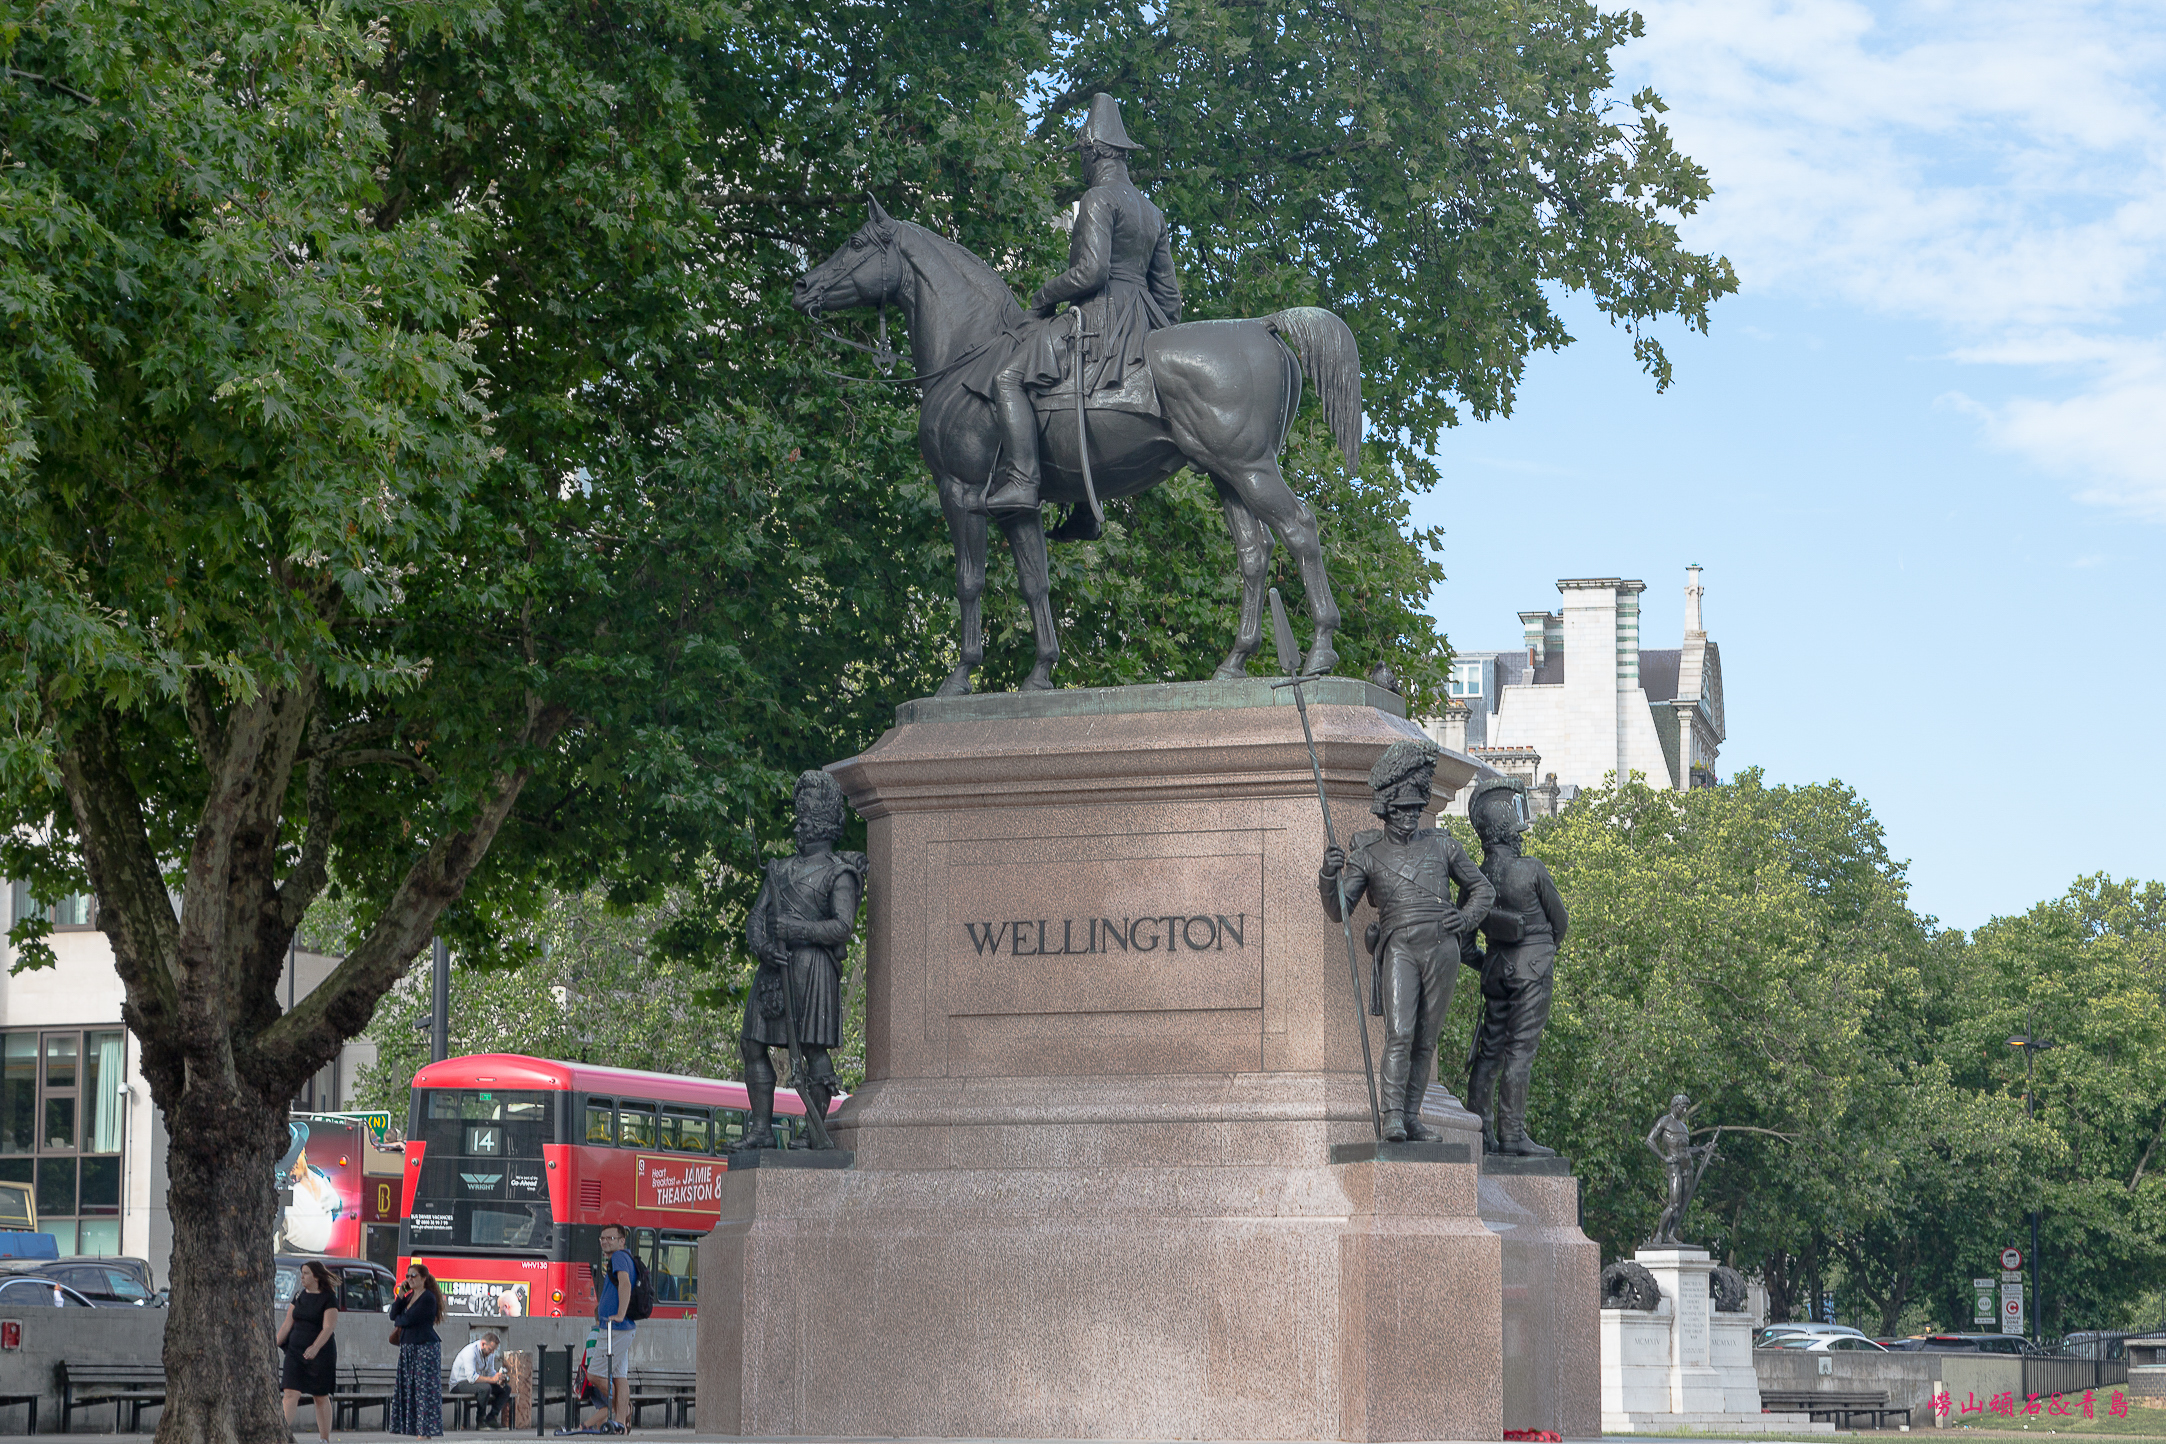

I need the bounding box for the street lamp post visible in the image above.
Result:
[2007,1007,2057,1345]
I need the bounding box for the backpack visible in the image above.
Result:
[625,1254,655,1321]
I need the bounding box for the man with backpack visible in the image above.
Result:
[563,1223,651,1434]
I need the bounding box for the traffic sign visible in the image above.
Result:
[2001,1282,2026,1335]
[2001,1247,2025,1270]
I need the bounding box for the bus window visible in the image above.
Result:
[584,1098,614,1145]
[617,1102,656,1150]
[653,1112,677,1151]
[663,1107,709,1154]
[716,1108,747,1149]
[415,1090,556,1160]
[656,1232,699,1305]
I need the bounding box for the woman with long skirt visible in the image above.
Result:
[389,1262,444,1438]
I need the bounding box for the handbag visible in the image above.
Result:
[389,1325,404,1345]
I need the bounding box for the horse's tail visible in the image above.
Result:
[1265,307,1363,472]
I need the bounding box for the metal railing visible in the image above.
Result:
[2025,1355,2130,1399]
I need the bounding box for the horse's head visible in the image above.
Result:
[793,197,902,318]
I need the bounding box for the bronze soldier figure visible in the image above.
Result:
[1463,777,1569,1156]
[987,93,1183,537]
[741,771,865,1148]
[1320,738,1495,1142]
[1645,1093,1714,1245]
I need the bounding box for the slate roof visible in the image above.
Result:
[1638,649,1681,704]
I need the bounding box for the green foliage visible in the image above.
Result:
[1496,775,2166,1336]
[347,888,871,1127]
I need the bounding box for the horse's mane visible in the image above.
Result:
[894,219,1026,326]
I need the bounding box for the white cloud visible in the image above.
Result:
[1621,0,2166,515]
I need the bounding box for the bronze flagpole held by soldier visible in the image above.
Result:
[1267,588,1383,1139]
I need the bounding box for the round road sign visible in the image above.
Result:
[2005,1298,2022,1317]
[2001,1247,2024,1270]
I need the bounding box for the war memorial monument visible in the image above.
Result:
[697,96,1600,1441]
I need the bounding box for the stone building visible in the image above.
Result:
[1428,567,1726,812]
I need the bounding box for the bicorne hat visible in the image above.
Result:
[1078,93,1141,151]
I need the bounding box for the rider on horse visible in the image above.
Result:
[984,94,1184,539]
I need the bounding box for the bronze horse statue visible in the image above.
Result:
[793,201,1361,695]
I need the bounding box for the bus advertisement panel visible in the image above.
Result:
[396,1055,817,1318]
[277,1114,364,1256]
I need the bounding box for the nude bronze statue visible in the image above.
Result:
[1645,1093,1717,1245]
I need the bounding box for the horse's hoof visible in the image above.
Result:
[1212,658,1249,682]
[933,668,974,698]
[1302,646,1340,677]
[1021,669,1057,692]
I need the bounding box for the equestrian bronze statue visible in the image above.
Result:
[792,94,1361,695]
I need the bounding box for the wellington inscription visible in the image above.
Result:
[963,913,1249,956]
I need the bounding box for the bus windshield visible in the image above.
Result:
[405,1089,557,1254]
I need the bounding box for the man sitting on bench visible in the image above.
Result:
[451,1331,511,1427]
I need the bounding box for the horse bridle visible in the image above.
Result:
[802,224,1006,390]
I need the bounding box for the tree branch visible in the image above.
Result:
[185,673,226,776]
[326,748,440,784]
[54,708,185,1099]
[7,68,95,104]
[2129,1122,2160,1192]
[255,701,574,1074]
[278,711,337,930]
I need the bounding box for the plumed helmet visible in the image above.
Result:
[1468,775,1528,844]
[1367,737,1439,816]
[1078,93,1141,151]
[793,769,848,843]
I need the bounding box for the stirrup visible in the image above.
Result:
[1047,503,1102,543]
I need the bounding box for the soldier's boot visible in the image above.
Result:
[1378,1109,1409,1144]
[1466,1054,1502,1153]
[740,1044,779,1149]
[1497,1067,1556,1157]
[985,368,1042,516]
[1402,1055,1444,1142]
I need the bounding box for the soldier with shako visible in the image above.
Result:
[1319,738,1494,1143]
[1462,776,1569,1157]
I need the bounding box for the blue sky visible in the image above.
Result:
[1409,0,2166,930]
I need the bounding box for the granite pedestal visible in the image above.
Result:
[1601,1245,1823,1434]
[698,681,1599,1440]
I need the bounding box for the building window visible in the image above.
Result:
[0,1027,127,1255]
[5,883,96,931]
[1447,662,1484,698]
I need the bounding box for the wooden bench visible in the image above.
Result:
[0,1393,36,1436]
[58,1363,165,1433]
[337,1363,477,1432]
[1763,1389,1913,1429]
[627,1369,698,1429]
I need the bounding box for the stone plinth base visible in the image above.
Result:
[1605,1411,1834,1434]
[1601,1245,1776,1434]
[697,684,1598,1441]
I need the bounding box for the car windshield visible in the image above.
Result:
[274,1265,300,1306]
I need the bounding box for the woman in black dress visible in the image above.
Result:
[389,1263,445,1438]
[278,1260,341,1442]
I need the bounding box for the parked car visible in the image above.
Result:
[1760,1333,1890,1352]
[1756,1322,1869,1344]
[274,1255,398,1314]
[0,1257,159,1306]
[0,1267,96,1307]
[2060,1331,2134,1361]
[1911,1333,2046,1356]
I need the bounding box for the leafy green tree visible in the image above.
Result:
[1934,877,2166,1336]
[1495,773,1976,1311]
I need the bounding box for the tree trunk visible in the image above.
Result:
[158,1079,290,1444]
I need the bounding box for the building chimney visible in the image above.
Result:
[1684,564,1704,637]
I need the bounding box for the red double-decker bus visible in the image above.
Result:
[396,1054,814,1318]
